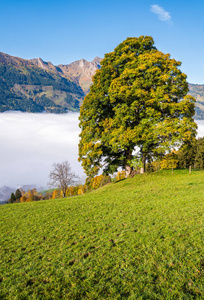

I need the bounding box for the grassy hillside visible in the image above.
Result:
[0,170,204,299]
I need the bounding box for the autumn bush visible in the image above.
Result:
[116,170,126,181]
[65,186,79,197]
[83,175,111,192]
[160,151,179,170]
[20,189,44,202]
[52,189,61,199]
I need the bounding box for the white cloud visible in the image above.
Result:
[150,4,171,22]
[196,120,204,138]
[0,112,85,189]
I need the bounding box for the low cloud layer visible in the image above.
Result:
[196,120,204,138]
[150,4,171,22]
[0,112,85,189]
[0,112,204,190]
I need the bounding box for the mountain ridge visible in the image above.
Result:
[0,51,204,118]
[30,56,102,94]
[0,52,85,113]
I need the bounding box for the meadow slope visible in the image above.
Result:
[0,170,204,299]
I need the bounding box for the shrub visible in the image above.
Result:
[52,189,61,199]
[160,151,179,170]
[117,171,126,181]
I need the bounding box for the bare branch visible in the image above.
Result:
[48,161,79,197]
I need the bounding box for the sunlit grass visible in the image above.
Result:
[0,169,204,299]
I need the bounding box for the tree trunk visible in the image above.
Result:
[125,164,132,178]
[124,149,132,178]
[140,167,144,174]
[142,153,146,173]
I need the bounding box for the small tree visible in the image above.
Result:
[9,193,16,203]
[160,151,179,171]
[15,189,22,202]
[177,137,204,169]
[52,189,61,199]
[48,161,79,197]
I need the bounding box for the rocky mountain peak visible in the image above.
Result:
[57,57,102,94]
[30,57,58,72]
[78,59,87,68]
[92,56,102,64]
[0,51,102,95]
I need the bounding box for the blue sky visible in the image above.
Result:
[0,0,203,83]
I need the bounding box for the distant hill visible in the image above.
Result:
[0,52,85,113]
[0,51,204,118]
[0,186,15,203]
[188,84,204,119]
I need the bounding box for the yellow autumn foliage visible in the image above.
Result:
[117,170,126,181]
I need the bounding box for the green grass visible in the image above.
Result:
[0,170,204,299]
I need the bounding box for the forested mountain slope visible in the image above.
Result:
[188,84,204,119]
[0,52,84,113]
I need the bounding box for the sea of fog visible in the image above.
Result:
[0,112,84,189]
[1,111,204,190]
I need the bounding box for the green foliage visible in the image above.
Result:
[178,137,204,169]
[146,160,161,172]
[128,156,143,169]
[79,36,197,178]
[15,189,22,201]
[0,170,204,299]
[9,193,16,203]
[160,151,179,170]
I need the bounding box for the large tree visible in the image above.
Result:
[79,36,197,177]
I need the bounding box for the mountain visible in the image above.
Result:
[57,57,102,94]
[16,184,38,192]
[0,52,85,113]
[29,57,60,73]
[0,186,15,203]
[188,84,204,119]
[30,56,102,94]
[0,51,204,118]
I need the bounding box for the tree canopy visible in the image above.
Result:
[78,36,197,177]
